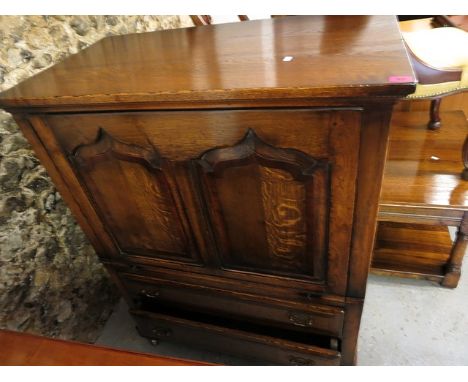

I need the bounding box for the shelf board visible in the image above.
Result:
[371,221,453,282]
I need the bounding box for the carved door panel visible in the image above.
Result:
[70,128,199,263]
[197,129,328,281]
[46,108,360,296]
[194,121,360,296]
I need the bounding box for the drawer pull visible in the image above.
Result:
[140,289,160,299]
[303,291,324,300]
[288,311,314,327]
[151,327,172,338]
[289,356,316,366]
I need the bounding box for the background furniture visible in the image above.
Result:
[432,16,468,32]
[396,18,468,118]
[0,16,415,365]
[190,15,250,25]
[400,18,468,130]
[0,329,210,365]
[372,111,468,288]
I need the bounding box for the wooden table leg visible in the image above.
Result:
[442,212,468,288]
[428,98,442,130]
[462,134,468,180]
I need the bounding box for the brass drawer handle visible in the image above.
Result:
[151,327,172,338]
[288,311,314,327]
[289,356,316,366]
[301,291,324,301]
[139,289,160,299]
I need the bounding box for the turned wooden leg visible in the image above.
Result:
[428,98,442,130]
[462,135,468,180]
[442,212,468,288]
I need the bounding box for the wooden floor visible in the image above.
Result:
[0,329,212,366]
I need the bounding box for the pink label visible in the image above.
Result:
[388,75,414,83]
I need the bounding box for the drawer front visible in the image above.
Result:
[122,273,344,337]
[45,108,361,296]
[132,309,341,366]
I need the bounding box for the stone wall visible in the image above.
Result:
[0,15,194,342]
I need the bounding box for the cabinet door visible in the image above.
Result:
[196,129,328,281]
[69,128,200,264]
[192,114,360,297]
[45,108,360,296]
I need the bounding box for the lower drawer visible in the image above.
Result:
[121,273,344,337]
[132,309,341,366]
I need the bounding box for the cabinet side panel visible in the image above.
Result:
[326,112,362,295]
[347,105,394,298]
[25,115,118,257]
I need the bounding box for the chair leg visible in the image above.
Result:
[442,212,468,288]
[462,135,468,180]
[428,98,442,130]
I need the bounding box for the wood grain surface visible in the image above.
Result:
[0,16,415,109]
[380,111,468,209]
[0,329,212,366]
[0,16,416,365]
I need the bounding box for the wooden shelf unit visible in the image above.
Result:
[372,111,468,287]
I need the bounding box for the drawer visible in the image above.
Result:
[132,309,341,366]
[121,273,344,337]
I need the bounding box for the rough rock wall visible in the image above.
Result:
[0,15,194,342]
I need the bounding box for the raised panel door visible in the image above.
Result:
[45,108,361,296]
[196,129,329,281]
[69,128,200,263]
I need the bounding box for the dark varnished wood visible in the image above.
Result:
[347,105,394,298]
[462,135,468,180]
[43,108,361,297]
[132,309,341,366]
[197,129,329,280]
[0,16,416,365]
[372,217,468,288]
[373,111,468,287]
[190,15,249,26]
[442,212,468,287]
[429,98,442,130]
[380,111,468,209]
[373,222,453,281]
[71,129,200,264]
[0,16,414,111]
[196,128,343,290]
[190,15,213,26]
[121,272,345,338]
[0,330,211,366]
[105,257,347,307]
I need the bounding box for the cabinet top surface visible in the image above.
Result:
[0,16,415,110]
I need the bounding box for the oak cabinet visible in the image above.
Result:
[0,16,416,364]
